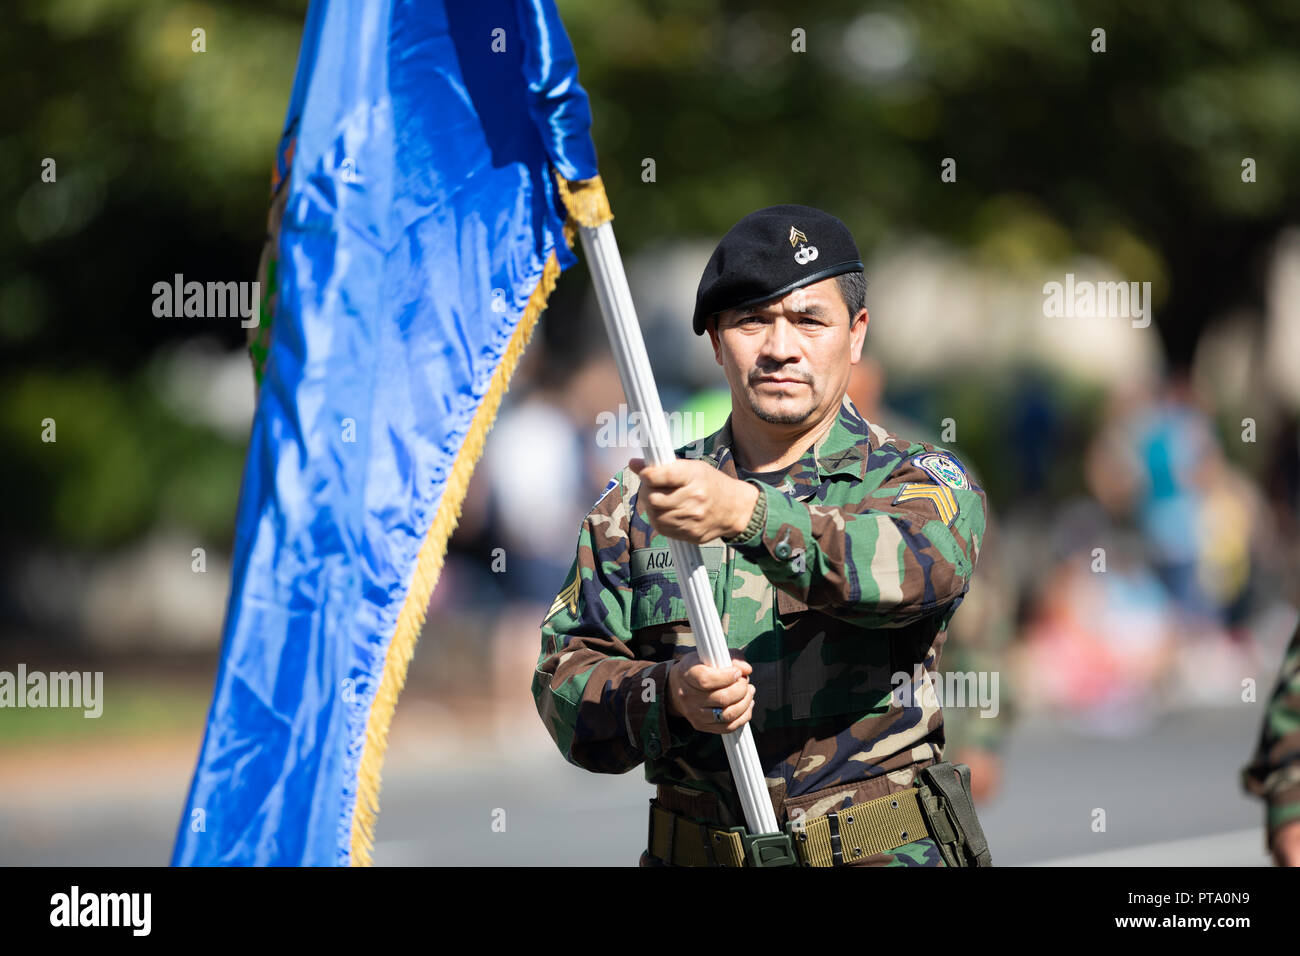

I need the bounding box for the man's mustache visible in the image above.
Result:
[749,369,812,385]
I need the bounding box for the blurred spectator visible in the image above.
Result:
[1088,373,1264,631]
[1015,501,1178,733]
[474,349,628,734]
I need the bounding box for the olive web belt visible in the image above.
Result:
[647,785,931,867]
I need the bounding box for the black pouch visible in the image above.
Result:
[917,762,993,867]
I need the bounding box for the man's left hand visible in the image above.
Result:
[627,457,759,545]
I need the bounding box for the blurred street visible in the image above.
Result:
[0,696,1272,867]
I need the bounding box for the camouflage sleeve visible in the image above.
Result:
[1241,622,1300,834]
[729,447,986,628]
[531,473,696,774]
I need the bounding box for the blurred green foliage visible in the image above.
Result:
[0,372,246,547]
[0,676,211,745]
[2,0,1298,553]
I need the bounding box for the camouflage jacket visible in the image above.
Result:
[532,394,988,828]
[1241,621,1300,835]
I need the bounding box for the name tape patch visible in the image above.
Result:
[629,544,726,582]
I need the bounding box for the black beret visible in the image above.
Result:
[692,204,864,335]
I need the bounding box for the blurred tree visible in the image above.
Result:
[2,0,1297,554]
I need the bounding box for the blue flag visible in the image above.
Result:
[173,0,606,866]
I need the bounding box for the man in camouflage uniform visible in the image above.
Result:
[1241,620,1300,866]
[532,204,990,866]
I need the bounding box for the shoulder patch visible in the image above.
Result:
[908,452,970,490]
[544,576,580,624]
[592,477,618,510]
[893,482,958,525]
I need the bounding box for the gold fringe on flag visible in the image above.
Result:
[557,173,613,250]
[348,173,612,866]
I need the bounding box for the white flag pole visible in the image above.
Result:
[577,221,781,839]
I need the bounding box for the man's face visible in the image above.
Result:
[706,276,869,428]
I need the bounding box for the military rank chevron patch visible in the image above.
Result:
[545,577,580,623]
[893,482,958,525]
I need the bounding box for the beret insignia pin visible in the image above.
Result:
[789,226,818,265]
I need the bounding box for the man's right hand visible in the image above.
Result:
[666,650,755,734]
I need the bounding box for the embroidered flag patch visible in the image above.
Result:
[593,477,618,509]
